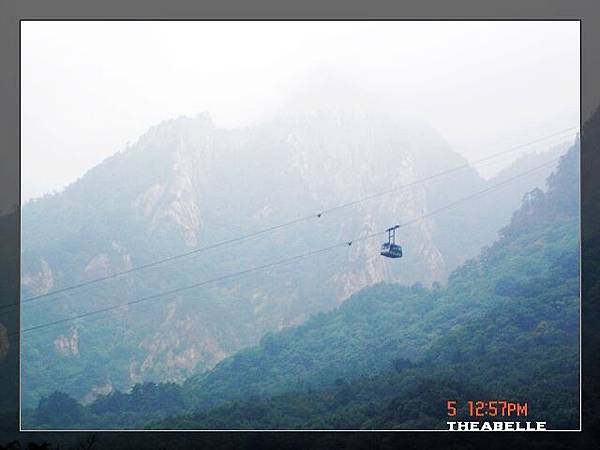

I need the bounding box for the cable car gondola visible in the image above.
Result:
[381,225,402,258]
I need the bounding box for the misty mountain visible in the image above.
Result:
[22,138,580,430]
[166,142,579,426]
[20,107,565,408]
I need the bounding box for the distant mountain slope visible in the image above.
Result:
[427,141,567,270]
[181,140,579,410]
[149,141,579,430]
[22,140,579,430]
[20,106,567,409]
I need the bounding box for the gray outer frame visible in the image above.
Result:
[0,0,596,438]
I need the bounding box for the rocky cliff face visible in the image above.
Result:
[20,107,564,407]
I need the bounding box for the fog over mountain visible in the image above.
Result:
[21,21,579,202]
[19,94,570,409]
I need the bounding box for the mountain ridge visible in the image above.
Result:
[22,139,580,430]
[20,109,568,408]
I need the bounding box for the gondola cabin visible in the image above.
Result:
[381,241,402,258]
[381,225,403,258]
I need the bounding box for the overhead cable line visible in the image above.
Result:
[14,156,560,338]
[13,126,576,310]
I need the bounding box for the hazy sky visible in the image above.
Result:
[21,21,580,202]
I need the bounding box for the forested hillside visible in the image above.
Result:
[20,107,564,410]
[153,141,581,430]
[23,140,580,430]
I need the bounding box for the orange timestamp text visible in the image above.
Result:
[447,400,528,417]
